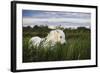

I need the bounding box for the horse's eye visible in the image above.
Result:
[60,36,62,38]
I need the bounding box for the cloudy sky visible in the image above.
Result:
[22,10,91,29]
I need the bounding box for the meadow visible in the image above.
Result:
[23,25,91,63]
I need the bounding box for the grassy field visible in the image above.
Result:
[22,26,91,63]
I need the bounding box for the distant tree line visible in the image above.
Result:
[23,25,90,31]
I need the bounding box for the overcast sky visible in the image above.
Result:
[22,10,91,28]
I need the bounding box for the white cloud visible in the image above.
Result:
[23,17,90,25]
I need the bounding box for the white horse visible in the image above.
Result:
[29,29,66,48]
[43,29,66,47]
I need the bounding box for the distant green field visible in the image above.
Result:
[22,26,91,63]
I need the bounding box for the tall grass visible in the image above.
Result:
[23,28,91,62]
